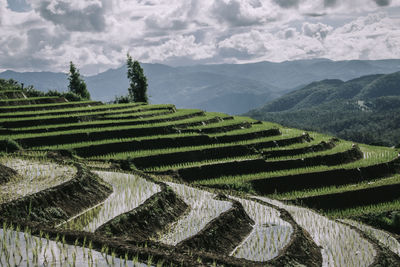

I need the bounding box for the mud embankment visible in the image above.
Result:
[295,182,400,210]
[134,145,256,169]
[0,91,26,99]
[262,139,336,159]
[76,128,282,158]
[96,185,188,241]
[251,157,400,194]
[2,106,174,128]
[178,146,362,182]
[0,164,112,225]
[0,163,19,184]
[176,200,254,254]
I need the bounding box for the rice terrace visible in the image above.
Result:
[0,77,399,267]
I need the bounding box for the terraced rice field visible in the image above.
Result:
[0,90,399,266]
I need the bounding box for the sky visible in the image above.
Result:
[0,0,400,75]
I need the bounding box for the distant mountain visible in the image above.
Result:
[245,72,400,146]
[1,58,400,114]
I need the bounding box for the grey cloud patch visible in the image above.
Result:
[36,1,106,32]
[304,12,327,17]
[249,0,262,8]
[324,0,337,8]
[0,52,56,71]
[145,16,187,31]
[374,0,391,6]
[212,0,263,27]
[218,47,255,60]
[273,0,299,8]
[284,28,296,39]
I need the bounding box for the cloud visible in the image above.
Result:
[374,0,391,6]
[0,0,399,75]
[213,12,400,63]
[323,0,337,8]
[31,0,106,32]
[211,0,264,27]
[302,22,333,40]
[272,0,299,9]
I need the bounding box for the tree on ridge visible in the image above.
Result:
[127,53,148,103]
[68,61,90,100]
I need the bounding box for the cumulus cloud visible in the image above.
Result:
[302,22,333,40]
[0,0,399,74]
[211,0,268,27]
[31,0,106,32]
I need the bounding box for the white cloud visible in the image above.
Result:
[0,0,399,74]
[214,11,400,63]
[302,22,333,40]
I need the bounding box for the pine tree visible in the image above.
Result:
[68,61,90,100]
[127,53,148,103]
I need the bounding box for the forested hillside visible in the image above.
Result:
[246,72,400,147]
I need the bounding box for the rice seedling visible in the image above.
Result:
[229,197,293,261]
[0,157,76,204]
[254,196,377,267]
[186,116,255,130]
[325,200,400,219]
[143,154,263,172]
[261,130,332,151]
[0,104,174,126]
[0,96,60,103]
[338,219,400,256]
[9,109,173,133]
[104,108,201,120]
[36,132,200,151]
[0,224,150,266]
[265,141,352,162]
[154,182,232,245]
[0,102,142,119]
[200,111,231,118]
[4,113,219,143]
[208,122,281,137]
[85,161,114,169]
[0,101,102,113]
[91,132,306,161]
[61,171,161,232]
[272,175,400,200]
[196,145,398,186]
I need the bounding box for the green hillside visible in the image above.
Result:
[246,72,400,146]
[1,81,400,266]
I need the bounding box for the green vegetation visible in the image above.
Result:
[0,79,21,91]
[0,102,143,119]
[0,83,399,265]
[0,139,20,153]
[195,145,397,186]
[68,62,90,100]
[273,175,400,200]
[127,53,148,103]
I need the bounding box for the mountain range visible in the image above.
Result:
[245,71,400,147]
[1,58,400,114]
